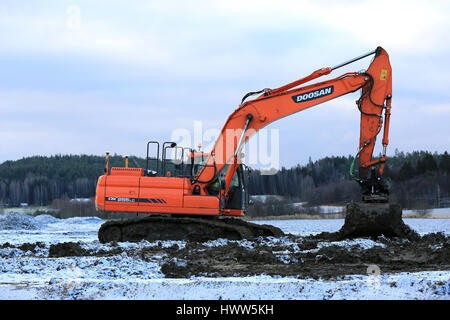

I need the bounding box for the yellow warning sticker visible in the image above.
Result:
[380,69,388,80]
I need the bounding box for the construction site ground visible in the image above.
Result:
[0,213,448,299]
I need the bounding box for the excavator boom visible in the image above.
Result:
[194,47,391,203]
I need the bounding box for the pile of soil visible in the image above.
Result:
[48,242,124,257]
[48,242,90,257]
[0,242,46,254]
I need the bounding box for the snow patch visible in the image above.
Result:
[318,239,386,250]
[0,213,40,230]
[33,214,59,225]
[2,271,447,300]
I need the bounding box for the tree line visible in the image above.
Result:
[0,154,124,207]
[0,150,449,209]
[248,150,450,209]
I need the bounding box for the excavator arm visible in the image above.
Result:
[194,46,392,203]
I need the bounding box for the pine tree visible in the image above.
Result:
[399,161,413,180]
[439,151,450,173]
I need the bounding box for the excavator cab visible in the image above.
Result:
[191,151,249,211]
[224,165,248,211]
[145,141,193,178]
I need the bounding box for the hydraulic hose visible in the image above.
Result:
[350,142,369,183]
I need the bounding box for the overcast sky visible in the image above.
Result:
[0,0,449,168]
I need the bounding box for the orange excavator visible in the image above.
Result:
[95,46,395,242]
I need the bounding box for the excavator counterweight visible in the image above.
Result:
[96,46,413,242]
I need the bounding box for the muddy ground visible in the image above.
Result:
[159,232,450,279]
[32,204,450,280]
[31,230,449,280]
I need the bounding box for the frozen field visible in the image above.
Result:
[0,213,448,300]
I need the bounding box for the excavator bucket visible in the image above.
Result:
[339,203,419,240]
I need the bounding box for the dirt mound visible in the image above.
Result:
[0,242,46,253]
[48,242,90,257]
[47,242,127,258]
[17,242,46,253]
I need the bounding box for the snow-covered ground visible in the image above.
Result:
[0,213,448,300]
[1,271,448,300]
[403,207,450,218]
[291,204,450,218]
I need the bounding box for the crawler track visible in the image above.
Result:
[98,215,284,243]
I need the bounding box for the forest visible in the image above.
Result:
[0,150,449,211]
[248,150,450,209]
